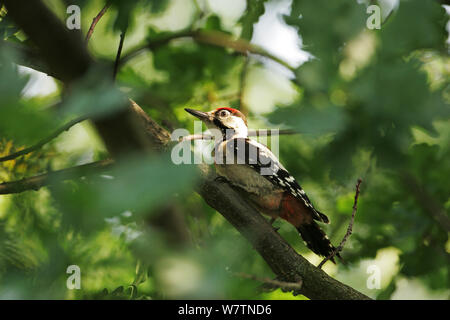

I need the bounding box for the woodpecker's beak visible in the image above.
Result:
[184,108,210,122]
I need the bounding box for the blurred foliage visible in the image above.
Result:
[0,0,449,300]
[239,0,268,40]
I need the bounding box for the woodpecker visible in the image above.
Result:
[185,107,339,262]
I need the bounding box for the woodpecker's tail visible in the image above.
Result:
[297,222,340,263]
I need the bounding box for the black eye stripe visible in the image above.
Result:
[213,118,230,131]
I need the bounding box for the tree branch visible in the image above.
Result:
[3,0,91,83]
[85,2,111,44]
[0,159,113,195]
[120,30,295,72]
[113,31,126,80]
[0,40,53,76]
[198,169,370,299]
[318,179,362,269]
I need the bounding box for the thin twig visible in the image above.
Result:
[85,2,111,44]
[318,178,362,269]
[0,115,89,163]
[113,31,126,80]
[178,133,213,142]
[249,129,298,137]
[178,129,298,142]
[234,272,302,292]
[0,159,113,195]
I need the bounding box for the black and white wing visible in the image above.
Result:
[224,137,329,224]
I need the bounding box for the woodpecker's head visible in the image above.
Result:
[185,107,248,138]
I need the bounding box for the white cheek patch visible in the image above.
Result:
[228,117,248,137]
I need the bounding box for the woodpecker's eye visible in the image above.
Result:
[218,110,230,117]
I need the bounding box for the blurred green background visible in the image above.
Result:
[0,0,449,299]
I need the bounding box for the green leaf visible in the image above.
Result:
[111,0,170,32]
[51,154,198,231]
[239,0,267,40]
[205,15,223,31]
[268,102,346,135]
[380,0,447,58]
[376,278,397,300]
[147,0,170,13]
[60,66,128,119]
[286,0,366,58]
[0,14,20,39]
[0,46,57,144]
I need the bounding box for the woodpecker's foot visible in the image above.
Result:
[214,176,229,184]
